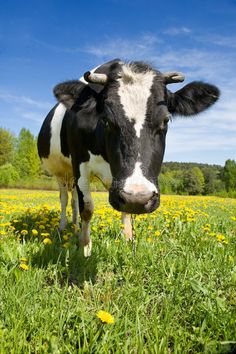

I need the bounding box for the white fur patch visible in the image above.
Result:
[78,153,112,192]
[118,65,155,138]
[124,162,157,194]
[42,103,72,179]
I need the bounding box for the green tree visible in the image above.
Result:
[15,128,41,178]
[0,163,19,186]
[0,128,15,166]
[222,159,236,192]
[183,167,205,195]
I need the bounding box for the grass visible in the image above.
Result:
[0,189,236,353]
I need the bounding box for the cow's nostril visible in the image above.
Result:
[119,190,155,205]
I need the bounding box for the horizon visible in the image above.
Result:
[0,0,235,165]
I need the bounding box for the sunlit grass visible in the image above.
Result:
[0,189,236,353]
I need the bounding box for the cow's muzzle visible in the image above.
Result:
[109,189,160,214]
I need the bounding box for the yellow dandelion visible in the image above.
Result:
[19,257,28,263]
[96,310,115,324]
[154,231,161,237]
[62,242,70,249]
[41,232,50,237]
[43,238,52,245]
[19,263,29,271]
[31,229,38,236]
[20,230,28,236]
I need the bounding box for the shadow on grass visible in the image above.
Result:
[31,240,99,288]
[10,208,99,287]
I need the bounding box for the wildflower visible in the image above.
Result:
[20,257,28,263]
[154,231,161,237]
[43,238,52,245]
[19,263,29,271]
[31,229,38,236]
[216,234,228,244]
[20,230,28,236]
[147,237,153,243]
[96,310,115,324]
[41,232,50,237]
[62,242,70,249]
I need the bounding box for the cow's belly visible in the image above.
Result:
[42,155,73,180]
[42,152,112,189]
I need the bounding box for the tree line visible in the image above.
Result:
[0,127,236,197]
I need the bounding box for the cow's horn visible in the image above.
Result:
[83,71,108,85]
[163,72,185,84]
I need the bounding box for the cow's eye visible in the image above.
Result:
[163,115,170,125]
[155,116,170,135]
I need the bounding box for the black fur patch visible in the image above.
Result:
[37,104,58,158]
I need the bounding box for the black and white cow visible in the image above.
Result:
[38,59,219,256]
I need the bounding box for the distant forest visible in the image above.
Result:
[0,127,236,197]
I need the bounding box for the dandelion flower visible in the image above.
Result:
[31,229,38,236]
[96,310,115,324]
[43,238,52,245]
[20,230,28,236]
[19,263,29,271]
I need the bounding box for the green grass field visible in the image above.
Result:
[0,189,236,353]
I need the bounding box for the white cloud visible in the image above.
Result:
[163,27,191,36]
[0,92,52,110]
[83,34,162,59]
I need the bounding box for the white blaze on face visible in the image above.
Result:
[118,65,155,138]
[118,65,157,195]
[124,162,157,194]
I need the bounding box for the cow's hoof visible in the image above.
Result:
[84,239,92,257]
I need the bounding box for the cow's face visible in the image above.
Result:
[96,64,169,213]
[54,60,220,214]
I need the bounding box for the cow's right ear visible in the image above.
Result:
[53,80,85,109]
[167,82,220,116]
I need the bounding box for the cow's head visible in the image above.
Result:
[54,60,220,214]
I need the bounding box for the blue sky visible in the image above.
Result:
[0,0,235,165]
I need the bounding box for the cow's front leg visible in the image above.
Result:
[57,178,68,231]
[121,212,133,240]
[77,163,94,257]
[71,184,79,231]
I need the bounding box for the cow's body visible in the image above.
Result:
[38,59,219,256]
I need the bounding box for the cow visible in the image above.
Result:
[37,59,220,256]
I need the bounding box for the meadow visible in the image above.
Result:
[0,189,236,353]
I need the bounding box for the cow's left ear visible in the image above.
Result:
[167,81,220,116]
[53,80,85,109]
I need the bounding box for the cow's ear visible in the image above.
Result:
[53,80,85,109]
[167,82,220,116]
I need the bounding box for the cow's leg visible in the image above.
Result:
[121,212,133,240]
[57,178,68,231]
[71,184,79,230]
[77,163,94,257]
